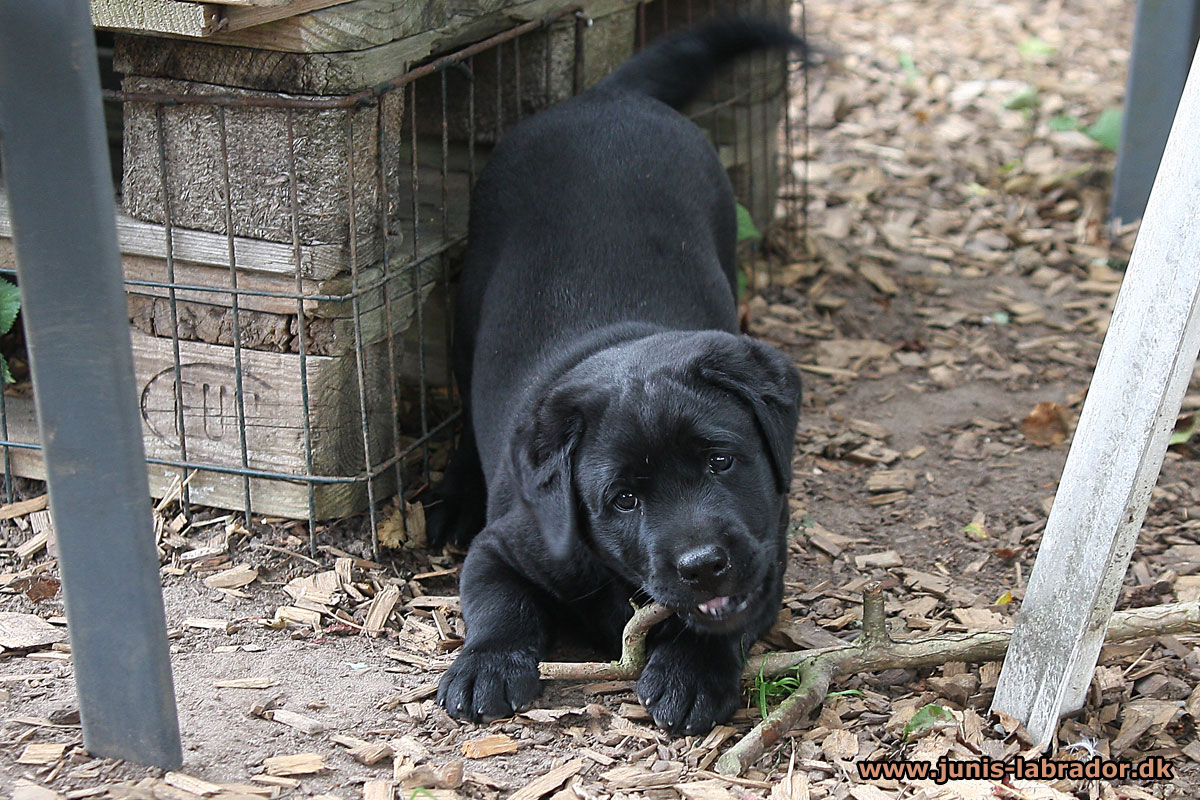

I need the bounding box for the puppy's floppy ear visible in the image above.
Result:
[511,382,607,560]
[693,335,802,493]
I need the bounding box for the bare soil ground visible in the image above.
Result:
[3,0,1199,798]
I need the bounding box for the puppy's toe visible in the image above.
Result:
[437,648,541,722]
[636,647,740,736]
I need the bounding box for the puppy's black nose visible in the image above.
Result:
[676,544,730,589]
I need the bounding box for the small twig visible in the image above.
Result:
[538,602,674,680]
[718,656,839,777]
[252,542,323,568]
[857,582,888,646]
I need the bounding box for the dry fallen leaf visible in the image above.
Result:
[1020,402,1070,446]
[11,576,60,603]
[822,728,860,761]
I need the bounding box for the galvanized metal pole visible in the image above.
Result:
[1110,0,1200,225]
[0,1,182,769]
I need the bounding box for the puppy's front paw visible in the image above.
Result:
[437,648,541,722]
[636,640,740,735]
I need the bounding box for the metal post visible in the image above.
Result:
[0,1,182,769]
[1110,0,1200,225]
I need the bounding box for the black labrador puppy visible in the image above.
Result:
[430,18,803,735]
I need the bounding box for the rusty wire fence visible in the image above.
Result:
[0,0,806,555]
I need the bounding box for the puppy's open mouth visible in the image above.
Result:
[693,593,751,621]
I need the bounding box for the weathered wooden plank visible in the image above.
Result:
[0,330,399,518]
[0,193,377,280]
[120,76,402,249]
[991,44,1200,750]
[182,0,292,7]
[113,30,438,94]
[222,0,356,33]
[200,0,636,53]
[114,0,638,94]
[132,330,386,475]
[92,0,222,37]
[123,253,446,357]
[128,294,296,352]
[120,253,323,316]
[94,0,355,37]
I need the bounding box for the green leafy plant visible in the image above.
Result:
[754,663,803,718]
[735,203,760,300]
[1171,415,1197,447]
[752,667,865,719]
[1048,113,1081,132]
[1004,85,1039,111]
[898,52,920,86]
[1045,108,1121,151]
[1085,107,1122,151]
[901,703,955,741]
[1018,37,1057,62]
[736,203,760,243]
[0,278,20,384]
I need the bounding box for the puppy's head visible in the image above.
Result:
[512,331,801,633]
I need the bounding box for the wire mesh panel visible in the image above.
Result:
[0,0,805,553]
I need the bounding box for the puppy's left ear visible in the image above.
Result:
[695,336,802,493]
[510,383,607,560]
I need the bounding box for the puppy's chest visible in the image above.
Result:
[554,583,636,651]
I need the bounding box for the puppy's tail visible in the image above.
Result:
[597,17,802,110]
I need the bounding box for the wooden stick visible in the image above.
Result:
[538,602,674,680]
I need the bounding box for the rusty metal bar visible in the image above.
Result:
[285,109,319,552]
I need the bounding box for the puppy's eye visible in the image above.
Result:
[708,453,734,473]
[612,491,640,512]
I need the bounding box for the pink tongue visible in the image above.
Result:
[699,596,730,613]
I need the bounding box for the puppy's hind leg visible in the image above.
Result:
[425,422,488,549]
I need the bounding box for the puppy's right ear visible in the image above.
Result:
[510,383,606,560]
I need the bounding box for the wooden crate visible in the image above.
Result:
[0,193,450,519]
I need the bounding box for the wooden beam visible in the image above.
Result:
[201,0,640,54]
[92,0,222,37]
[991,43,1200,749]
[114,0,637,94]
[94,0,355,37]
[0,193,380,280]
[221,0,356,33]
[179,0,291,7]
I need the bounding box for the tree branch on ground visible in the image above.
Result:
[534,588,1200,777]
